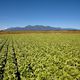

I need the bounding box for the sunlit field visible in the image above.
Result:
[0,31,80,80]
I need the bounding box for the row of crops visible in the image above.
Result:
[0,33,80,80]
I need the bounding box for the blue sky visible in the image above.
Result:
[0,0,80,30]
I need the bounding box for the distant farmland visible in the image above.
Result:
[0,30,80,34]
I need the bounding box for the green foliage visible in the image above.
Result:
[0,33,80,80]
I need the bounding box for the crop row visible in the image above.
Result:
[12,34,80,80]
[0,34,80,80]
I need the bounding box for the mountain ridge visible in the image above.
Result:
[5,25,77,31]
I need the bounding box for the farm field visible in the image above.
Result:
[0,32,80,80]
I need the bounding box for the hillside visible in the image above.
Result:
[5,25,77,31]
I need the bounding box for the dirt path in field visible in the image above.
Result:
[12,41,21,80]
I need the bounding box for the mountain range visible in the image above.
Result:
[5,25,77,31]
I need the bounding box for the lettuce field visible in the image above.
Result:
[0,32,80,80]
